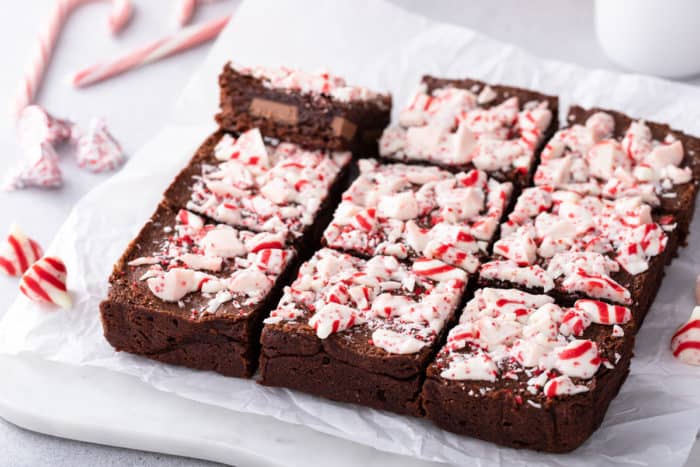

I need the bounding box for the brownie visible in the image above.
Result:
[534,106,700,246]
[379,76,559,188]
[478,186,675,324]
[216,63,392,155]
[421,287,636,453]
[100,201,297,377]
[163,129,352,253]
[259,248,469,416]
[322,159,513,272]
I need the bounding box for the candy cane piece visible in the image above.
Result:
[173,0,197,27]
[71,14,231,88]
[0,224,43,277]
[11,0,134,118]
[671,306,700,366]
[19,256,72,309]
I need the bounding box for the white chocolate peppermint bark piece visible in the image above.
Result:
[264,248,467,355]
[323,160,512,272]
[172,129,351,239]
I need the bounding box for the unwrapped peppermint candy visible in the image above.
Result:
[75,117,126,173]
[3,141,63,190]
[17,105,74,145]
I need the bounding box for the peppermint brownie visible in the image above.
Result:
[216,63,392,154]
[535,106,700,246]
[163,129,352,251]
[259,248,468,416]
[322,159,513,273]
[478,186,674,323]
[100,202,296,377]
[379,76,558,187]
[422,287,636,452]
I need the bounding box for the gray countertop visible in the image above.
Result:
[0,1,697,465]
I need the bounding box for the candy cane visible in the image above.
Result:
[173,0,197,27]
[11,0,133,118]
[70,14,231,88]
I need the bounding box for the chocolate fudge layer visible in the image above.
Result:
[379,76,558,187]
[216,63,392,154]
[322,159,513,273]
[259,248,468,416]
[535,106,700,246]
[422,287,636,452]
[100,202,296,377]
[163,129,352,252]
[478,186,674,324]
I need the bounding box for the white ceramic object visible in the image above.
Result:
[595,0,700,78]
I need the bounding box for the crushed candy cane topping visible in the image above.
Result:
[535,111,692,205]
[234,64,384,103]
[186,129,351,239]
[379,82,552,172]
[481,186,669,304]
[323,160,512,273]
[438,288,631,399]
[264,248,467,355]
[127,208,294,315]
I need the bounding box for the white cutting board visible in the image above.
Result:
[0,353,698,466]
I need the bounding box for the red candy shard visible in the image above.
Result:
[75,117,126,173]
[3,141,63,191]
[19,256,71,309]
[0,224,43,277]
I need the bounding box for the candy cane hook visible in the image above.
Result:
[10,0,134,119]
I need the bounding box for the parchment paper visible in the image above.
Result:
[1,1,699,466]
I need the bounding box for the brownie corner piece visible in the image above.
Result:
[421,287,636,452]
[258,248,470,416]
[100,201,297,378]
[216,62,392,154]
[379,75,559,186]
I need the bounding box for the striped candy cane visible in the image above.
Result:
[71,14,231,88]
[11,0,133,119]
[173,0,223,27]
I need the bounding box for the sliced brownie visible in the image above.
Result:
[422,287,636,453]
[534,106,700,245]
[322,159,513,273]
[216,63,392,154]
[259,248,469,416]
[163,129,352,252]
[478,186,674,324]
[100,201,297,377]
[379,76,559,187]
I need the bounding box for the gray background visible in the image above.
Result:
[0,1,698,465]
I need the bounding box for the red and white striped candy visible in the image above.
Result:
[245,231,286,253]
[176,209,204,229]
[554,339,601,379]
[351,208,377,232]
[574,299,632,325]
[671,306,700,366]
[308,302,361,339]
[173,0,197,27]
[19,256,71,309]
[543,375,589,398]
[0,224,43,277]
[3,142,63,190]
[412,258,467,282]
[424,241,480,273]
[75,118,126,173]
[17,105,74,145]
[253,248,291,275]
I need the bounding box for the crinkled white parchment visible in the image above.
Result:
[1,1,699,466]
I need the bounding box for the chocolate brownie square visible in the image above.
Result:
[259,248,469,416]
[379,76,559,187]
[100,201,297,377]
[422,287,636,453]
[534,106,700,245]
[322,159,513,273]
[216,63,392,154]
[478,186,675,324]
[163,129,352,251]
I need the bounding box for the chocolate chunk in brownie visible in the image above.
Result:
[379,76,559,187]
[421,287,636,452]
[259,248,469,416]
[322,159,513,272]
[535,106,700,246]
[163,129,352,252]
[216,63,392,154]
[100,201,297,377]
[478,186,675,324]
